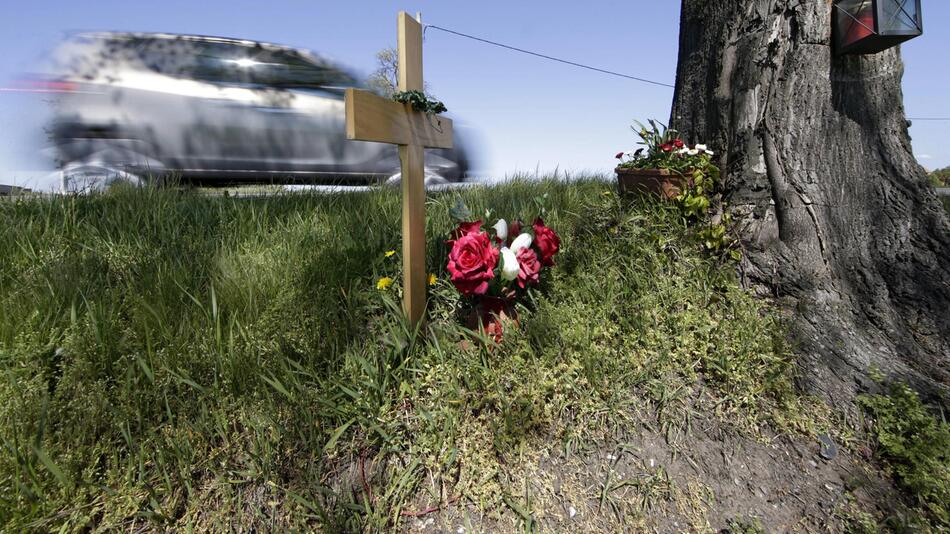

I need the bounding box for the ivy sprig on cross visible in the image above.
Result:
[392,90,448,115]
[344,11,454,328]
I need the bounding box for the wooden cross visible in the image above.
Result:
[344,11,453,327]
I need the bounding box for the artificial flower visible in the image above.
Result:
[446,220,483,246]
[509,220,523,239]
[499,247,519,281]
[516,247,541,288]
[510,233,533,254]
[532,218,561,266]
[493,219,508,242]
[447,230,498,295]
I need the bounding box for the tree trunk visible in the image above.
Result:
[670,0,950,403]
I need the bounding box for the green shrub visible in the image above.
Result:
[929,167,949,188]
[859,383,950,528]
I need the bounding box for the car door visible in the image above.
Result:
[243,49,393,178]
[241,48,350,174]
[169,40,275,172]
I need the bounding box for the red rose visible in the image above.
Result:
[673,139,684,148]
[515,247,541,288]
[532,218,560,267]
[447,231,498,296]
[447,220,482,246]
[508,220,522,245]
[615,151,625,159]
[661,143,674,152]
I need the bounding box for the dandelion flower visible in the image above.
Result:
[428,273,437,286]
[384,250,396,258]
[376,277,394,290]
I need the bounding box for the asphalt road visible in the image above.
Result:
[0,170,485,196]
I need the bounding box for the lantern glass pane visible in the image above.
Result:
[879,0,921,34]
[838,0,875,48]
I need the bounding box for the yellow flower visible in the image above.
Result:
[376,277,394,290]
[384,250,396,258]
[427,273,437,286]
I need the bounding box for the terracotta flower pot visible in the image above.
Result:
[615,167,683,199]
[464,296,519,344]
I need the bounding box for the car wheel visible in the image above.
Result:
[59,149,167,193]
[384,170,452,189]
[60,162,143,194]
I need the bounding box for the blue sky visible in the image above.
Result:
[1,1,947,183]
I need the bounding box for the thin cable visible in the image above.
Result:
[422,22,947,118]
[423,24,675,88]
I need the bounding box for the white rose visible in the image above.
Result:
[678,147,691,155]
[500,247,519,281]
[509,233,533,254]
[705,149,714,156]
[687,148,699,156]
[493,219,508,242]
[695,144,708,151]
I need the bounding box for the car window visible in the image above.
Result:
[106,36,357,90]
[177,41,254,85]
[113,37,252,84]
[244,50,358,90]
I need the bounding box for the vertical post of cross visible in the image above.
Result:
[397,11,427,328]
[344,11,453,330]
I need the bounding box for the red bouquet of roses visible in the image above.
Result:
[446,216,560,340]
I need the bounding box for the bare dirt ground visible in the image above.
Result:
[389,414,900,533]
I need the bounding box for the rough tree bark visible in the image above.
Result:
[670,0,950,403]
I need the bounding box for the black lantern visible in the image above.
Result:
[834,0,923,55]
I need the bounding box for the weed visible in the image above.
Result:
[858,383,950,529]
[725,516,765,533]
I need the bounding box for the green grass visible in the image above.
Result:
[0,178,811,531]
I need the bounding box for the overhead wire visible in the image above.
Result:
[423,24,675,88]
[423,22,949,122]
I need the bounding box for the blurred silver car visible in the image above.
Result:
[42,32,471,188]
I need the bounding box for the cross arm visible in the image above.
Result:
[345,88,454,149]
